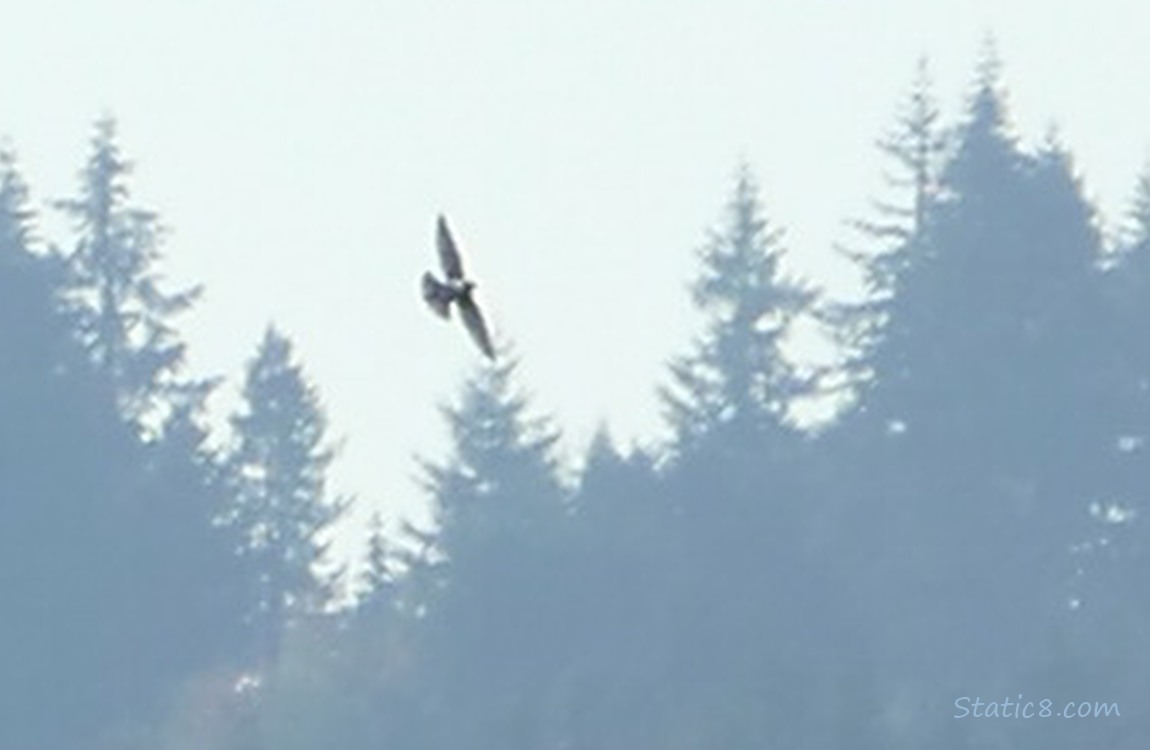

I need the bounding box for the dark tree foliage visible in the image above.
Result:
[1074,164,1150,732]
[559,429,681,749]
[830,57,945,405]
[661,164,816,466]
[824,51,1130,747]
[652,166,862,748]
[229,326,348,666]
[0,145,127,749]
[358,511,398,611]
[246,355,572,749]
[875,56,946,241]
[237,54,1143,749]
[420,353,565,550]
[0,142,249,749]
[575,427,662,545]
[128,398,253,676]
[403,353,576,748]
[10,47,1150,750]
[1105,166,1150,503]
[57,116,203,430]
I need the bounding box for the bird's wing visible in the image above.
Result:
[421,272,454,319]
[436,215,466,281]
[457,294,495,359]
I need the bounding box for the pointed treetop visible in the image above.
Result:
[663,164,816,455]
[690,162,809,319]
[0,147,35,254]
[359,511,396,606]
[943,45,1024,204]
[230,323,349,654]
[863,55,945,248]
[974,34,1003,92]
[827,58,948,410]
[579,421,653,494]
[585,422,622,467]
[964,35,1011,138]
[61,116,134,227]
[56,116,204,431]
[435,350,560,492]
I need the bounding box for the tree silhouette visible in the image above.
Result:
[403,352,573,747]
[56,116,202,431]
[830,58,946,407]
[229,326,348,666]
[661,164,816,465]
[826,51,1117,746]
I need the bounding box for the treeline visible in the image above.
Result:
[0,120,345,748]
[2,50,1149,748]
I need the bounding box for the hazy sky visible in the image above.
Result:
[4,0,1147,555]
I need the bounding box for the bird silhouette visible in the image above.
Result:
[421,215,496,359]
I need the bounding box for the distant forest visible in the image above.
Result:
[2,51,1148,749]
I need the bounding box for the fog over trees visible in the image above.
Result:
[1,51,1146,748]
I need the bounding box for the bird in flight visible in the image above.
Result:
[421,215,496,359]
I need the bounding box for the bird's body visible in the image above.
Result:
[420,216,496,359]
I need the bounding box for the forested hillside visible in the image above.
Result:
[1,53,1145,748]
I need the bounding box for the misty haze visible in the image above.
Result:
[1,3,1148,749]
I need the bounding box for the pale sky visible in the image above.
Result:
[4,0,1147,560]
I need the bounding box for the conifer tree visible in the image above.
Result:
[406,352,572,747]
[421,353,565,554]
[830,58,945,405]
[892,52,1106,477]
[0,144,143,749]
[0,146,35,254]
[860,56,944,246]
[660,164,815,462]
[834,53,1113,733]
[576,426,657,521]
[56,116,202,429]
[131,396,252,670]
[229,326,348,664]
[0,146,77,389]
[358,511,398,612]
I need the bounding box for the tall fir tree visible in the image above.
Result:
[2,140,260,748]
[828,51,1116,746]
[420,354,565,552]
[0,146,71,397]
[645,165,859,748]
[358,511,398,613]
[404,352,573,748]
[56,116,202,430]
[229,326,348,665]
[830,58,945,407]
[129,396,253,672]
[660,164,815,463]
[0,144,144,748]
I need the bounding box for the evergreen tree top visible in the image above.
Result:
[435,352,560,486]
[359,511,397,606]
[421,350,563,537]
[229,324,348,650]
[948,39,1020,192]
[55,116,204,430]
[662,164,815,456]
[233,325,337,474]
[0,147,36,256]
[691,164,810,319]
